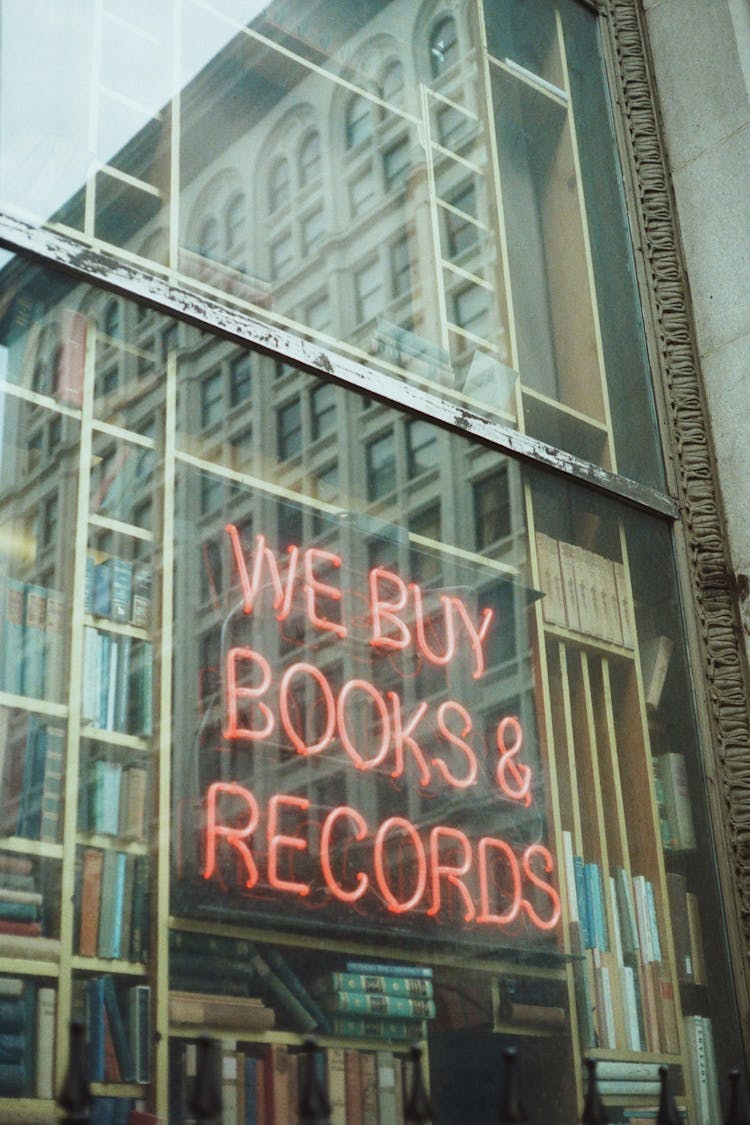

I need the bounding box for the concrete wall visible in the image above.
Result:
[643,0,750,651]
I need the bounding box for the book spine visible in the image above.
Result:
[44,589,65,703]
[39,725,64,843]
[327,1046,346,1125]
[327,1016,425,1040]
[345,962,432,980]
[321,991,435,1019]
[3,579,25,696]
[23,584,46,700]
[86,977,106,1081]
[264,947,330,1031]
[247,947,317,1033]
[102,975,135,1082]
[111,559,133,623]
[325,973,434,999]
[79,848,104,957]
[36,987,55,1097]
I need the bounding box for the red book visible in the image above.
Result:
[0,919,42,936]
[79,848,103,957]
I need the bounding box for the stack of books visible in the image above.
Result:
[312,961,435,1041]
[0,976,54,1097]
[0,856,60,962]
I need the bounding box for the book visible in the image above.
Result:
[23,584,47,699]
[321,973,434,1000]
[44,589,65,702]
[264,947,330,1031]
[91,760,123,836]
[102,974,135,1082]
[658,753,696,850]
[666,871,693,981]
[320,991,435,1020]
[345,962,432,980]
[360,1051,379,1125]
[327,1046,346,1125]
[376,1052,399,1124]
[79,848,104,956]
[119,766,148,840]
[131,564,152,629]
[344,1048,363,1125]
[263,1043,289,1124]
[0,933,60,960]
[2,578,25,696]
[168,991,275,1030]
[86,976,106,1081]
[128,984,150,1084]
[535,534,567,627]
[326,1016,425,1041]
[685,892,706,985]
[246,945,317,1032]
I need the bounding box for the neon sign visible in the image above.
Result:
[197,524,561,936]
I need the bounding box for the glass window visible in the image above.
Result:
[229,353,251,407]
[349,167,375,216]
[474,468,511,548]
[345,94,373,148]
[270,230,294,280]
[366,430,397,499]
[301,208,325,256]
[430,16,459,77]
[225,193,245,250]
[381,60,405,106]
[311,383,337,440]
[197,215,219,260]
[307,294,331,333]
[445,180,478,257]
[383,137,411,191]
[269,158,291,211]
[277,397,302,459]
[390,236,411,297]
[406,418,439,477]
[200,370,223,428]
[299,131,321,185]
[453,283,490,340]
[437,103,472,150]
[353,258,383,324]
[102,298,120,340]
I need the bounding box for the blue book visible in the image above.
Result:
[111,559,133,623]
[345,961,433,979]
[110,853,127,960]
[17,719,45,839]
[84,556,96,615]
[86,977,106,1081]
[91,760,122,836]
[114,636,131,732]
[584,863,608,951]
[101,975,135,1082]
[0,1032,24,1064]
[0,997,26,1031]
[573,856,592,948]
[98,632,111,729]
[23,584,46,699]
[98,849,120,959]
[244,1055,258,1125]
[0,1062,25,1094]
[91,1096,117,1125]
[94,560,113,619]
[2,577,26,695]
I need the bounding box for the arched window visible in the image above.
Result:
[429,16,459,77]
[299,131,321,186]
[225,193,245,250]
[345,94,372,149]
[382,60,404,106]
[198,216,219,260]
[269,158,291,211]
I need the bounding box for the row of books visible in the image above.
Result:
[536,534,634,648]
[561,833,679,1054]
[170,1039,413,1125]
[82,975,150,1085]
[0,976,55,1098]
[82,628,153,737]
[80,760,148,841]
[3,716,64,844]
[77,848,149,963]
[654,753,696,852]
[85,556,152,630]
[0,578,65,702]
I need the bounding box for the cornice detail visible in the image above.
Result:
[606,0,750,948]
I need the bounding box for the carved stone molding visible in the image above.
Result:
[605,0,750,957]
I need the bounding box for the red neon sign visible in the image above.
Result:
[197,526,561,936]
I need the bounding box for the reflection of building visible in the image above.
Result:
[0,0,749,1121]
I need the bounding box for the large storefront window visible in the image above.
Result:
[0,0,661,489]
[0,247,743,1122]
